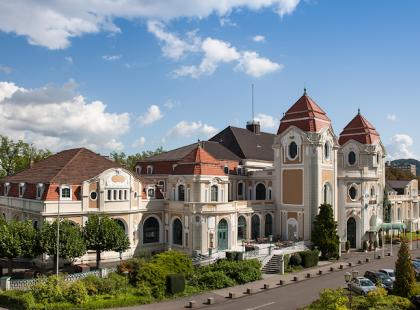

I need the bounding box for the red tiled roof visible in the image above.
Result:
[277,91,332,135]
[339,112,380,145]
[2,148,121,184]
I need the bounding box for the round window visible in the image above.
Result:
[349,186,357,200]
[348,151,356,165]
[90,191,98,201]
[289,142,298,159]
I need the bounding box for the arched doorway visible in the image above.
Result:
[143,217,160,244]
[172,218,183,246]
[255,183,266,200]
[287,218,298,241]
[237,216,247,241]
[347,217,357,248]
[251,215,260,240]
[217,219,228,250]
[264,213,273,237]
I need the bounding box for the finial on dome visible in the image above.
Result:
[197,138,201,147]
[358,108,361,115]
[303,87,307,95]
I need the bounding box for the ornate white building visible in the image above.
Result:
[0,90,396,264]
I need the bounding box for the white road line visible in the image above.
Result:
[245,302,275,310]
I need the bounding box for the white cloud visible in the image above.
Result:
[387,114,397,121]
[102,55,121,61]
[163,99,175,110]
[254,113,279,131]
[147,20,201,60]
[253,35,265,42]
[138,105,163,126]
[0,1,300,50]
[132,136,146,148]
[387,134,417,160]
[236,51,282,77]
[0,65,13,74]
[219,17,237,27]
[65,56,73,64]
[167,121,218,139]
[0,81,129,151]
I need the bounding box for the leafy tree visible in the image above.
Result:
[0,135,51,177]
[83,214,130,269]
[393,237,416,298]
[0,220,40,275]
[307,288,349,310]
[311,204,339,259]
[109,147,165,171]
[40,220,86,273]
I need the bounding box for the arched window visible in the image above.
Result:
[143,217,160,244]
[211,185,218,202]
[224,166,229,174]
[370,186,376,197]
[264,213,273,237]
[237,216,247,241]
[251,214,260,240]
[146,165,153,174]
[348,151,356,165]
[237,182,244,197]
[324,142,330,160]
[349,185,357,201]
[289,142,298,159]
[135,166,141,174]
[178,184,185,201]
[287,218,298,241]
[323,183,332,205]
[114,219,126,234]
[255,183,266,200]
[172,218,183,246]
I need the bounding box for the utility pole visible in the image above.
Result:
[56,186,61,276]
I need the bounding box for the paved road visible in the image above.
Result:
[129,247,420,310]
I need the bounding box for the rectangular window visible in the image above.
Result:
[107,190,112,200]
[113,190,117,200]
[61,187,71,199]
[119,190,122,200]
[124,190,128,200]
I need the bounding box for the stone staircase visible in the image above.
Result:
[262,255,282,274]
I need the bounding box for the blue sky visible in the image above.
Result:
[0,0,419,159]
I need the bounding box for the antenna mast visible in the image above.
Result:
[252,84,254,122]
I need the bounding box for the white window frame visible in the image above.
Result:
[147,186,155,199]
[4,182,10,196]
[90,191,98,201]
[19,182,26,198]
[36,183,44,200]
[287,141,299,161]
[135,165,142,174]
[60,185,72,200]
[146,165,153,175]
[348,184,358,202]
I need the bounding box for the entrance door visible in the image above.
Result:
[217,219,228,250]
[347,217,357,248]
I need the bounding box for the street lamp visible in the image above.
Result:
[345,272,353,310]
[269,235,273,255]
[56,187,61,276]
[416,230,419,249]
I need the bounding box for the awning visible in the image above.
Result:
[380,223,406,231]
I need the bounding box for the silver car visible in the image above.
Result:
[348,277,377,295]
[378,269,395,282]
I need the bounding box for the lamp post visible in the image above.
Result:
[345,272,352,310]
[416,230,419,249]
[269,235,273,255]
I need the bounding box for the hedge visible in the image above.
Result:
[0,291,36,310]
[299,249,319,268]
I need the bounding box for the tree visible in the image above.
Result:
[0,135,51,177]
[40,220,86,273]
[0,220,40,275]
[83,214,130,269]
[383,190,392,224]
[110,147,165,171]
[393,237,415,298]
[311,204,339,260]
[307,288,349,310]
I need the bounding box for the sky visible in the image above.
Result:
[0,0,419,159]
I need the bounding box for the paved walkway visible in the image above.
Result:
[118,244,408,310]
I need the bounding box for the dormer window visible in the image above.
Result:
[224,166,229,174]
[158,180,165,192]
[4,182,10,196]
[146,165,153,175]
[60,185,71,200]
[19,183,26,198]
[36,183,44,200]
[237,166,243,175]
[135,165,142,174]
[288,142,298,160]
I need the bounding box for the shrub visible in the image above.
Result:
[82,275,102,296]
[166,274,185,295]
[211,259,262,284]
[300,250,319,268]
[283,254,291,269]
[31,275,66,304]
[0,291,35,310]
[152,251,193,278]
[100,272,130,295]
[190,270,235,289]
[136,281,153,298]
[66,281,88,305]
[362,241,368,251]
[290,253,302,266]
[133,262,166,298]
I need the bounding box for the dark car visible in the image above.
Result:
[364,271,393,292]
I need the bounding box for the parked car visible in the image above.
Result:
[348,277,377,295]
[364,271,393,292]
[378,269,395,282]
[412,260,420,278]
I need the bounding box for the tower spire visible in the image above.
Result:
[252,83,255,122]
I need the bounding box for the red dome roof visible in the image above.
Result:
[277,90,332,135]
[339,111,380,145]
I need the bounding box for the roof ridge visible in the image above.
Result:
[50,148,84,184]
[228,127,247,159]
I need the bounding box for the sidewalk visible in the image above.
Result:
[119,246,399,310]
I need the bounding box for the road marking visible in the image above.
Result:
[245,302,275,310]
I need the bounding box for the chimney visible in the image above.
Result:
[246,120,261,134]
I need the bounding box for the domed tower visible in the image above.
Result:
[273,90,339,241]
[338,110,386,249]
